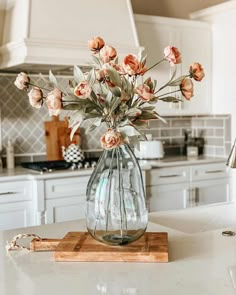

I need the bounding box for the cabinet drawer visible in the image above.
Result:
[191,163,229,181]
[0,181,32,203]
[147,166,190,185]
[45,176,90,199]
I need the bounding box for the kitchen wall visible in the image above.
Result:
[131,0,227,19]
[0,74,231,162]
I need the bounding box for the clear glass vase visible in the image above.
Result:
[86,144,148,246]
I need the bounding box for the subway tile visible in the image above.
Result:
[205,119,224,127]
[215,147,225,157]
[171,119,191,127]
[160,128,181,137]
[204,137,224,146]
[224,117,231,142]
[214,129,224,137]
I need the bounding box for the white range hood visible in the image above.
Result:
[0,0,140,74]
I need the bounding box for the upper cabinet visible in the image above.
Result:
[135,14,212,116]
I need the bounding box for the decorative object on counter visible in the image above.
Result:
[6,139,15,169]
[62,142,85,170]
[86,144,147,245]
[14,36,205,245]
[7,231,169,263]
[44,116,81,161]
[227,139,236,168]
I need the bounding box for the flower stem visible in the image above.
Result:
[144,58,166,73]
[28,82,51,92]
[156,89,181,97]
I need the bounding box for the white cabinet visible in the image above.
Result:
[0,180,34,230]
[146,162,231,212]
[44,176,89,224]
[135,14,212,115]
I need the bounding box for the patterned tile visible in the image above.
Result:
[0,75,232,159]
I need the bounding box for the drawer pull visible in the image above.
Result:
[205,170,224,174]
[159,174,182,178]
[0,192,16,196]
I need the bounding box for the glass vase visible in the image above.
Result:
[86,144,148,246]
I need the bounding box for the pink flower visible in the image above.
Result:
[100,129,123,150]
[28,87,43,109]
[74,81,91,99]
[189,62,205,81]
[134,77,154,102]
[164,46,182,66]
[180,78,194,100]
[122,54,146,76]
[100,46,117,63]
[14,72,30,90]
[87,36,105,53]
[46,88,62,116]
[134,84,154,102]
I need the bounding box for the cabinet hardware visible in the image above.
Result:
[205,170,224,174]
[159,174,182,178]
[0,192,16,196]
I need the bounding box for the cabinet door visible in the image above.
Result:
[189,178,231,207]
[135,14,212,115]
[45,196,86,224]
[148,183,189,212]
[0,201,34,230]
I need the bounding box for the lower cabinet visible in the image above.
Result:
[147,162,231,212]
[0,180,34,230]
[44,175,90,224]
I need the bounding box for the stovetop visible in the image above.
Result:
[21,158,99,172]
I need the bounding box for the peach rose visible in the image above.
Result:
[100,46,117,63]
[46,88,62,116]
[87,36,105,53]
[14,72,30,90]
[164,46,182,66]
[189,62,205,81]
[100,129,123,150]
[122,54,146,76]
[180,78,194,100]
[74,81,91,99]
[134,84,154,102]
[28,87,43,109]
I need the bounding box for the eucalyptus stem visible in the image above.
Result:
[28,82,51,92]
[144,58,165,73]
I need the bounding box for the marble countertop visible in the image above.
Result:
[1,202,236,294]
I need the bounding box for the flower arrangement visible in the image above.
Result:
[14,36,205,150]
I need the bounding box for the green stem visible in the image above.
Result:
[144,58,166,73]
[156,89,181,97]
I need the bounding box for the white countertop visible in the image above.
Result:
[1,202,236,295]
[0,156,226,181]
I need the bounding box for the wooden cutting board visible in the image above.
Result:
[31,232,169,263]
[44,116,81,160]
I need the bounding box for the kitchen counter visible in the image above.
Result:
[0,156,226,181]
[139,155,227,168]
[1,202,236,295]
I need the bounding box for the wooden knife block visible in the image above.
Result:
[44,116,81,161]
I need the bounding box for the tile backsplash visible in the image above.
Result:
[0,74,232,161]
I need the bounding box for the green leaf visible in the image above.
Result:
[49,70,58,87]
[106,66,122,87]
[62,95,79,102]
[62,103,83,110]
[119,125,140,137]
[140,106,156,111]
[87,68,96,86]
[73,65,85,84]
[159,96,182,103]
[110,97,121,113]
[85,123,98,134]
[109,86,121,97]
[126,108,142,117]
[91,55,102,67]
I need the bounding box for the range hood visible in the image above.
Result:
[0,0,140,74]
